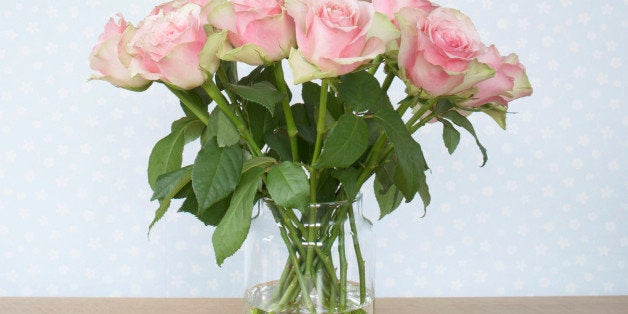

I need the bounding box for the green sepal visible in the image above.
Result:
[479,103,508,130]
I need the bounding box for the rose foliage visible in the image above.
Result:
[89,0,532,285]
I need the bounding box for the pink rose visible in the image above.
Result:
[128,3,214,90]
[151,0,213,23]
[207,0,296,65]
[88,15,151,91]
[286,0,399,84]
[373,0,437,23]
[397,7,494,96]
[461,45,533,108]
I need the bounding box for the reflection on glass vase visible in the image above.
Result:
[244,194,374,314]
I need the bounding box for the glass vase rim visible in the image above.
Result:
[260,192,363,207]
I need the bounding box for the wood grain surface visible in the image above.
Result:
[1,296,626,314]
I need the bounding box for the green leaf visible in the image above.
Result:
[365,118,382,145]
[432,98,455,116]
[332,168,359,200]
[228,81,284,115]
[315,172,340,203]
[149,199,171,234]
[291,103,317,143]
[267,161,310,211]
[239,66,292,101]
[204,108,240,147]
[242,156,276,173]
[171,117,205,144]
[439,118,461,154]
[302,82,320,106]
[264,131,293,162]
[147,118,203,189]
[173,182,193,199]
[212,167,265,266]
[216,111,240,147]
[315,114,368,169]
[479,103,508,130]
[374,178,403,220]
[238,65,264,86]
[374,105,427,201]
[302,82,343,119]
[246,102,272,149]
[151,165,193,201]
[148,166,193,233]
[417,173,431,211]
[442,111,488,166]
[197,197,230,227]
[178,188,230,227]
[169,87,209,120]
[192,138,243,213]
[374,155,396,193]
[219,61,238,85]
[338,71,383,112]
[178,189,198,215]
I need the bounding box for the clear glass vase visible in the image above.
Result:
[244,194,374,314]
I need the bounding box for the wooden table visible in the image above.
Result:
[1,296,626,313]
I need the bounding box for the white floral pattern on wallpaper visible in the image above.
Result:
[0,0,626,297]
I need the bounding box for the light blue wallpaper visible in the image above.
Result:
[0,0,626,297]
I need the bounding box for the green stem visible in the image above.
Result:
[348,207,367,303]
[338,220,348,310]
[274,62,300,162]
[356,135,387,187]
[286,209,307,235]
[274,214,316,312]
[367,55,383,75]
[405,101,434,129]
[396,96,416,115]
[272,258,293,301]
[410,111,439,133]
[304,79,330,289]
[275,207,307,258]
[315,247,338,310]
[357,97,429,187]
[201,79,262,156]
[361,110,440,190]
[381,71,395,92]
[165,85,209,125]
[303,203,317,291]
[217,67,238,104]
[311,79,329,166]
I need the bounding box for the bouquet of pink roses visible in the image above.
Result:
[89,0,531,312]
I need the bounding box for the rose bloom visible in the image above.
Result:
[286,0,399,84]
[151,0,213,23]
[397,7,494,96]
[128,3,213,90]
[88,15,151,91]
[207,0,296,65]
[461,45,532,108]
[373,0,436,23]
